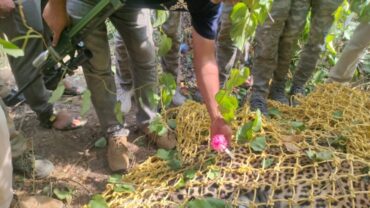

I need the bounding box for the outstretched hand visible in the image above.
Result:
[42,0,69,46]
[211,117,232,145]
[0,0,15,18]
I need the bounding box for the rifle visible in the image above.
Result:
[4,0,125,105]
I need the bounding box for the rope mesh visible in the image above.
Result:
[98,84,370,207]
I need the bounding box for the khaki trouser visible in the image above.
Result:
[328,22,370,83]
[0,100,12,208]
[68,0,157,129]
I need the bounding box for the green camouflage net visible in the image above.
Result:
[99,84,370,207]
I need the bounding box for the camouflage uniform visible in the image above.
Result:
[252,0,342,99]
[328,22,370,83]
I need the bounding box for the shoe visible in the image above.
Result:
[289,85,305,106]
[117,86,134,114]
[172,87,187,106]
[107,127,138,172]
[249,94,268,116]
[268,81,289,105]
[12,153,54,178]
[142,125,177,150]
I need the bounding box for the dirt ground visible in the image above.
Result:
[1,64,157,207]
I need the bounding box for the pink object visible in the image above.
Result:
[211,134,234,159]
[211,134,228,152]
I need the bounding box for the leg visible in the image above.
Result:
[273,0,311,83]
[250,0,293,114]
[114,32,133,90]
[113,32,134,114]
[268,0,310,103]
[0,0,54,123]
[161,12,182,79]
[111,8,157,125]
[68,0,121,132]
[292,0,342,87]
[217,3,238,85]
[0,100,12,208]
[161,12,187,106]
[328,22,370,83]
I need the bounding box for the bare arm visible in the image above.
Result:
[42,0,69,46]
[192,28,232,143]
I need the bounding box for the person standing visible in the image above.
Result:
[250,0,342,114]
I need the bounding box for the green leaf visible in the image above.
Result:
[230,3,249,51]
[184,169,196,180]
[114,101,124,125]
[207,169,220,180]
[174,177,186,189]
[306,150,332,162]
[94,137,107,148]
[250,136,266,152]
[332,110,343,120]
[148,116,168,136]
[268,108,281,118]
[80,90,91,116]
[159,73,177,107]
[113,184,135,193]
[108,174,122,184]
[152,10,169,27]
[252,109,262,132]
[0,38,24,57]
[306,150,317,161]
[168,159,182,171]
[261,158,274,169]
[236,121,254,144]
[291,121,305,131]
[48,82,65,104]
[316,151,333,161]
[187,198,228,208]
[156,149,171,161]
[158,33,172,56]
[225,67,250,90]
[215,90,238,123]
[146,89,160,108]
[88,195,108,208]
[167,119,177,129]
[53,187,72,202]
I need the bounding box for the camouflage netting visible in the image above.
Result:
[99,84,370,207]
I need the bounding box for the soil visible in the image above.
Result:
[1,65,157,207]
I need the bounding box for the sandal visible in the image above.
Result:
[38,108,86,130]
[52,115,87,131]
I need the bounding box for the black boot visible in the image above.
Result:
[268,81,289,105]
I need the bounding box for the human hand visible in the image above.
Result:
[42,0,69,46]
[210,117,232,145]
[0,0,15,18]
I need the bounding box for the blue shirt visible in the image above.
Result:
[124,0,222,40]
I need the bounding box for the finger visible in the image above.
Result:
[52,32,60,47]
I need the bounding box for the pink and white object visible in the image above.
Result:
[211,134,234,159]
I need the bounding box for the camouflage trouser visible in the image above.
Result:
[252,0,342,96]
[161,12,183,82]
[277,0,342,87]
[252,0,293,96]
[217,3,239,85]
[328,22,370,83]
